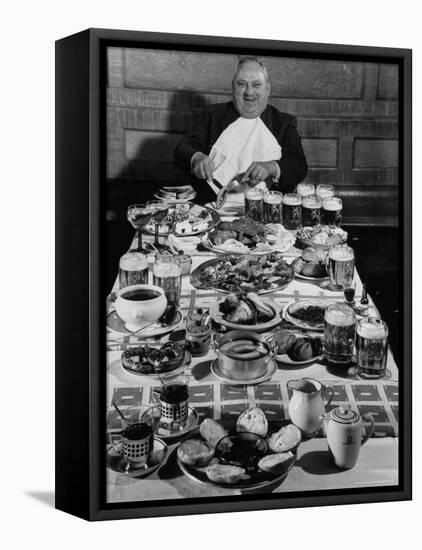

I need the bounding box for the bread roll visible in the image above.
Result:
[258,452,295,475]
[206,464,246,484]
[199,419,227,448]
[236,407,268,437]
[177,439,214,467]
[268,424,302,452]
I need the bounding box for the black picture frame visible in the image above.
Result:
[55,27,412,521]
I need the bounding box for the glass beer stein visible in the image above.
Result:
[324,304,356,365]
[356,318,389,379]
[327,244,355,291]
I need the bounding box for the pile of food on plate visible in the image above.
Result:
[285,300,328,330]
[297,225,348,247]
[191,253,293,293]
[155,185,195,201]
[291,247,328,278]
[177,407,301,485]
[121,341,185,375]
[144,203,216,235]
[272,330,323,361]
[217,292,275,324]
[206,217,295,253]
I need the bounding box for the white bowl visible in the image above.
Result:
[115,285,167,331]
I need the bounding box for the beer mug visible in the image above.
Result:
[152,254,182,305]
[296,182,315,198]
[119,251,149,289]
[316,184,335,200]
[301,194,322,227]
[245,187,264,223]
[263,190,283,223]
[327,244,355,291]
[322,197,343,226]
[356,318,389,379]
[324,303,356,365]
[282,193,302,230]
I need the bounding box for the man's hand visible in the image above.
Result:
[191,152,215,181]
[241,161,277,185]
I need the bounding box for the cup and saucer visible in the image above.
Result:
[142,404,199,442]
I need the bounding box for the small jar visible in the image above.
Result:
[185,309,211,356]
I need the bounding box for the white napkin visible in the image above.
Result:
[210,117,281,208]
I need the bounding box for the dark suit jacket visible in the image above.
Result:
[174,101,308,196]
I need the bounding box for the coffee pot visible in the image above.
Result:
[287,378,334,436]
[323,405,375,469]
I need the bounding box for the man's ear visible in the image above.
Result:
[266,82,271,96]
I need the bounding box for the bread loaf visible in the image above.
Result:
[268,424,302,452]
[199,419,227,448]
[206,464,246,484]
[236,407,268,437]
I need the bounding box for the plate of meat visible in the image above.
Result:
[190,253,294,294]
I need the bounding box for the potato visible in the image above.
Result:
[302,247,319,262]
[302,262,325,278]
[272,330,296,354]
[291,257,306,274]
[287,338,314,361]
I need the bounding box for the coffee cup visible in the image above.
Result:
[115,284,167,331]
[110,422,154,469]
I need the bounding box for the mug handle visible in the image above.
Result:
[361,413,375,446]
[109,433,123,455]
[322,384,334,407]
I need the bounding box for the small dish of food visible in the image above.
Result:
[271,329,323,365]
[283,300,328,331]
[210,292,281,332]
[121,341,189,378]
[291,247,329,281]
[297,225,348,250]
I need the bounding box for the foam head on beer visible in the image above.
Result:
[322,197,342,212]
[302,194,322,209]
[329,244,354,262]
[283,193,302,206]
[245,187,264,200]
[296,183,315,198]
[316,184,335,199]
[264,190,283,204]
[324,303,355,326]
[119,252,148,271]
[357,319,388,340]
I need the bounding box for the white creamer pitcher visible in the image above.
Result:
[324,405,375,469]
[287,378,334,436]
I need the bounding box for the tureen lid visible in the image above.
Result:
[331,405,359,424]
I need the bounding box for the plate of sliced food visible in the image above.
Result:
[143,202,220,237]
[210,292,281,332]
[120,341,190,378]
[297,225,348,250]
[155,185,197,203]
[190,253,294,294]
[283,300,328,331]
[202,217,296,255]
[271,329,323,365]
[177,409,300,491]
[291,247,329,281]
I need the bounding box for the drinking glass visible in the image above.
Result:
[324,303,356,365]
[152,254,182,305]
[146,200,169,249]
[263,190,283,223]
[127,204,152,253]
[118,251,149,289]
[327,244,355,291]
[356,318,389,379]
[322,197,343,226]
[282,193,302,230]
[343,280,357,306]
[245,187,264,222]
[301,194,322,226]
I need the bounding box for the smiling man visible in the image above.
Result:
[174,57,308,202]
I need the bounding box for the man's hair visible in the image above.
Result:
[233,56,269,83]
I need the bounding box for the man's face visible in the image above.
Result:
[232,62,270,119]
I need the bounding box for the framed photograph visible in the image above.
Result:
[55,28,412,521]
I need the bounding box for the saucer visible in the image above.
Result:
[210,358,277,385]
[142,405,199,441]
[106,437,167,478]
[107,310,182,338]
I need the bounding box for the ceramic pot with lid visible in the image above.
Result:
[324,405,375,469]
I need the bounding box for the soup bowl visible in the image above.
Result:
[115,284,167,331]
[216,330,273,381]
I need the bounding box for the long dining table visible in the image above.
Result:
[106,229,399,504]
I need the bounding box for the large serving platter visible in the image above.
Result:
[177,427,296,492]
[201,219,295,256]
[190,253,294,295]
[143,203,220,237]
[296,225,348,250]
